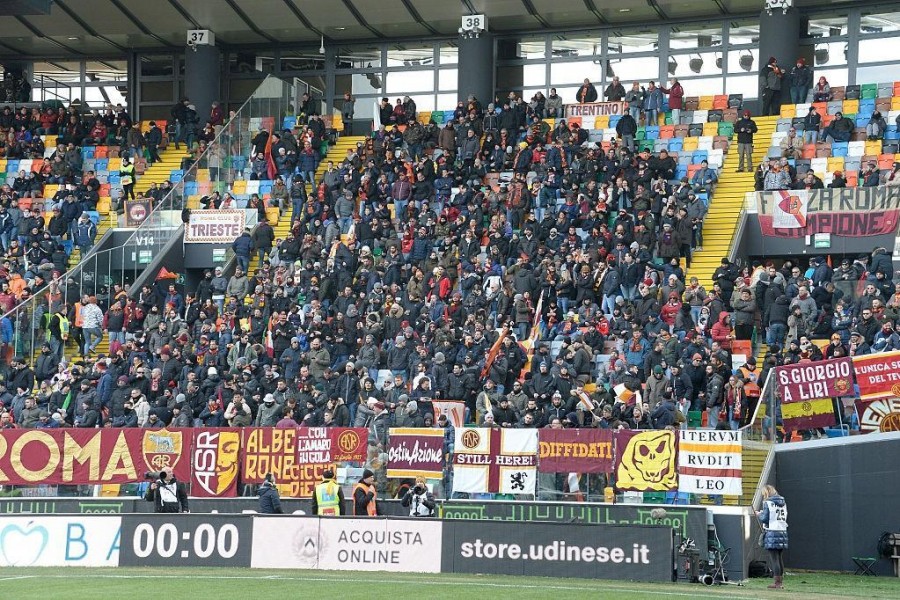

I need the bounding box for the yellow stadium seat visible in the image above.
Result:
[698,96,714,110]
[232,180,247,194]
[826,157,844,172]
[196,169,210,182]
[865,140,882,156]
[780,104,796,118]
[186,195,201,209]
[418,111,431,124]
[595,115,610,129]
[682,137,699,151]
[842,99,859,114]
[96,197,111,213]
[892,97,900,110]
[265,207,280,224]
[702,122,718,136]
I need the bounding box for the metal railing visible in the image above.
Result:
[1,75,295,366]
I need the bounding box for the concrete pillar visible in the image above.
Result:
[458,32,495,105]
[184,44,221,120]
[758,8,801,100]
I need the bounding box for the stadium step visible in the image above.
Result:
[738,444,771,505]
[686,116,777,288]
[66,211,117,269]
[134,146,191,194]
[244,138,365,281]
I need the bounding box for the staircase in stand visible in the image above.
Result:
[687,115,778,288]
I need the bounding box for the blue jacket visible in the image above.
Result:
[643,87,665,111]
[297,149,318,172]
[758,495,788,550]
[231,233,253,257]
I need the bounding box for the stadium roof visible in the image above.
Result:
[0,0,886,58]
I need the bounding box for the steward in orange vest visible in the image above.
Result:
[352,468,380,516]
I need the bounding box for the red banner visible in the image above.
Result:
[296,427,367,464]
[853,351,900,401]
[756,188,900,238]
[855,398,900,433]
[774,357,854,403]
[613,430,678,492]
[0,428,190,485]
[240,427,300,486]
[240,427,367,498]
[190,429,240,497]
[387,428,445,478]
[758,211,900,237]
[538,429,614,473]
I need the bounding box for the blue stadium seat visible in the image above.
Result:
[609,115,621,127]
[645,126,660,140]
[668,138,684,151]
[832,143,849,158]
[183,181,198,195]
[691,151,708,164]
[675,166,688,180]
[170,170,185,182]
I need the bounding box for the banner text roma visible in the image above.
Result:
[0,428,190,485]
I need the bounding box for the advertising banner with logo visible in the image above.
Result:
[190,429,240,498]
[0,428,190,485]
[565,102,628,118]
[124,198,152,227]
[441,520,672,581]
[387,428,445,479]
[754,188,900,237]
[853,350,900,401]
[119,514,253,567]
[251,517,443,572]
[774,356,854,403]
[614,430,678,492]
[184,209,246,243]
[317,518,442,572]
[0,516,121,567]
[678,430,742,496]
[855,398,900,433]
[452,428,538,495]
[538,429,614,473]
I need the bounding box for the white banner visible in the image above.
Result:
[251,517,442,573]
[677,430,743,496]
[0,516,121,567]
[251,517,321,569]
[185,209,246,243]
[317,518,442,572]
[452,428,538,495]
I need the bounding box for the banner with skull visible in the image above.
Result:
[614,430,679,492]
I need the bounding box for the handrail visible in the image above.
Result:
[0,75,288,337]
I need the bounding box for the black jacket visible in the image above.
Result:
[144,478,189,513]
[257,482,284,514]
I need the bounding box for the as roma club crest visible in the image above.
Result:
[142,429,184,472]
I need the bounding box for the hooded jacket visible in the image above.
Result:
[758,494,788,550]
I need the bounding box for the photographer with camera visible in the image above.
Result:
[401,476,436,517]
[143,470,190,514]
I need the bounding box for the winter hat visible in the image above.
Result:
[361,469,375,479]
[406,400,418,413]
[434,352,445,364]
[398,394,409,404]
[264,394,275,404]
[208,367,218,376]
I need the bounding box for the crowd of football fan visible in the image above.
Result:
[0,80,895,451]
